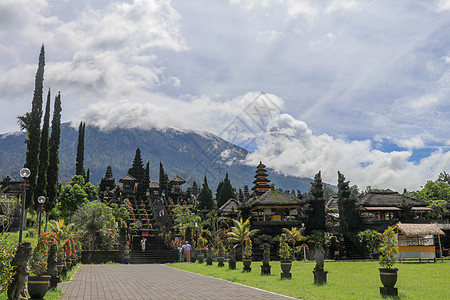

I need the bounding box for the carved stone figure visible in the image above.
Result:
[47,244,58,289]
[262,243,270,266]
[8,242,32,300]
[314,245,325,271]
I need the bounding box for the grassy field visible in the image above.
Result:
[167,260,450,300]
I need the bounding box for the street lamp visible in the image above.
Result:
[37,196,46,236]
[18,168,30,244]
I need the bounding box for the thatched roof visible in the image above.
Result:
[218,198,239,212]
[393,223,445,236]
[169,174,186,185]
[247,189,301,208]
[149,181,159,189]
[357,190,428,207]
[119,173,136,183]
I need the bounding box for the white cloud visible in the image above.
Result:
[245,114,450,191]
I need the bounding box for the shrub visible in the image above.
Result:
[358,229,381,258]
[279,233,292,260]
[0,234,16,293]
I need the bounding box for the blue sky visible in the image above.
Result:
[1,0,450,191]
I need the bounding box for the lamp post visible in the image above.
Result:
[37,196,46,236]
[19,168,31,244]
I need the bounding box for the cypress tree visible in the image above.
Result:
[45,92,62,229]
[198,176,213,210]
[24,44,45,209]
[75,121,85,176]
[86,168,90,183]
[158,162,167,197]
[216,172,234,208]
[35,88,51,201]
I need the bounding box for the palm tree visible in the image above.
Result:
[227,217,259,249]
[282,227,306,260]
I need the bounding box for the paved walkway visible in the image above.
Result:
[59,264,297,300]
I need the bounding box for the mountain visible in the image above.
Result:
[0,123,313,193]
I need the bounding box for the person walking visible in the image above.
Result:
[185,241,191,262]
[140,237,147,252]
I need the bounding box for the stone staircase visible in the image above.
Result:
[343,234,364,260]
[128,198,178,264]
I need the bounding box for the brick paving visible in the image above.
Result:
[59,264,298,300]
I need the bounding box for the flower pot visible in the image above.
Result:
[28,275,50,299]
[56,265,64,275]
[217,256,225,267]
[379,268,398,288]
[242,258,252,272]
[280,260,292,274]
[197,253,204,263]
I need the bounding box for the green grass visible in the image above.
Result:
[167,260,450,300]
[0,288,64,300]
[4,227,40,248]
[61,262,81,282]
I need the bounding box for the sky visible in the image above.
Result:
[1,0,450,192]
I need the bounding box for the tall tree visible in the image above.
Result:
[216,172,234,208]
[75,122,85,176]
[198,176,214,210]
[158,162,168,198]
[24,45,45,209]
[86,168,90,183]
[46,92,62,226]
[35,89,51,200]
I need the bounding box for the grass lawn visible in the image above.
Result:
[167,260,450,300]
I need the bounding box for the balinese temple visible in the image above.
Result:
[99,165,116,195]
[252,161,271,198]
[119,173,137,199]
[358,189,431,231]
[169,175,186,191]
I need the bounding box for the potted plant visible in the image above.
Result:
[216,241,226,267]
[379,226,399,295]
[197,237,206,263]
[242,237,253,272]
[28,235,51,299]
[279,233,292,279]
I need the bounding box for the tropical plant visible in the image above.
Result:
[282,227,306,259]
[242,237,253,258]
[0,234,16,293]
[227,217,259,249]
[379,226,398,269]
[358,229,382,258]
[279,233,292,260]
[217,241,226,256]
[29,232,57,275]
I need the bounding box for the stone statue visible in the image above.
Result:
[262,243,270,266]
[314,245,325,272]
[8,242,32,300]
[47,244,58,289]
[47,244,58,277]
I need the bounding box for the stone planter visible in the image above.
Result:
[228,259,236,270]
[197,253,204,263]
[280,260,292,279]
[217,256,225,267]
[28,275,50,299]
[379,268,398,296]
[313,270,328,285]
[242,258,252,272]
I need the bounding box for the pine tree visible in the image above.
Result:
[35,89,51,201]
[198,176,213,210]
[24,44,45,209]
[86,168,90,183]
[75,121,85,176]
[158,162,167,197]
[140,162,150,199]
[45,92,62,229]
[216,172,234,208]
[238,188,244,202]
